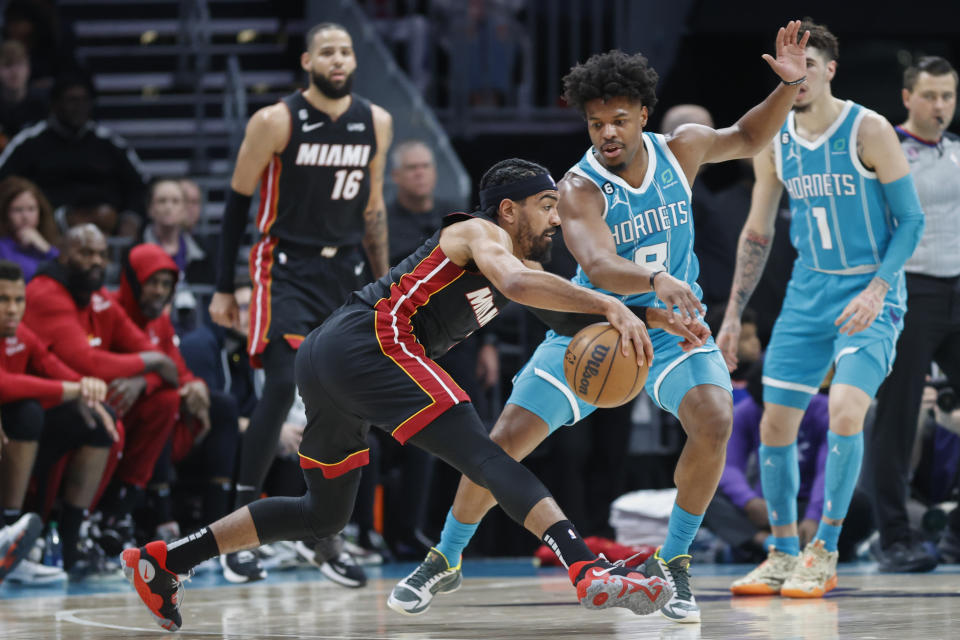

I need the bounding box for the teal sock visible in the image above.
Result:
[769,535,800,556]
[759,442,799,528]
[815,522,843,552]
[818,431,863,553]
[659,503,703,561]
[434,509,478,567]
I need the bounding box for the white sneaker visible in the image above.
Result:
[780,540,838,598]
[730,546,799,595]
[6,558,67,585]
[258,541,305,570]
[0,513,43,583]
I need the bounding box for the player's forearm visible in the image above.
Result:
[502,270,614,316]
[876,174,925,285]
[362,204,389,279]
[725,229,773,319]
[581,254,656,295]
[215,189,252,293]
[731,83,801,157]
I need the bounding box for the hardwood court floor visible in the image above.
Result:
[1,560,959,639]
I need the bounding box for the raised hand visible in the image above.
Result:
[762,19,810,83]
[716,317,742,372]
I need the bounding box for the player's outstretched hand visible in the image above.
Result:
[762,19,809,83]
[652,272,703,323]
[716,317,741,372]
[209,291,240,329]
[646,308,710,352]
[603,299,654,367]
[835,278,887,335]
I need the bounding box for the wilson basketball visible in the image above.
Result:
[563,322,649,408]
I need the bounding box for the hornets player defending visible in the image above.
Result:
[718,20,924,598]
[391,20,811,624]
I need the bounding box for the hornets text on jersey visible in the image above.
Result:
[568,132,700,309]
[775,100,894,276]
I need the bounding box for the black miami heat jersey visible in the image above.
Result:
[254,91,377,246]
[352,214,510,358]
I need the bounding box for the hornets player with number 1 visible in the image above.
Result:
[718,20,925,598]
[207,23,392,582]
[391,20,811,624]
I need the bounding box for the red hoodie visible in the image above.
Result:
[24,262,157,383]
[0,324,82,407]
[114,244,196,387]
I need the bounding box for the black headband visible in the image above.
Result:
[479,173,557,211]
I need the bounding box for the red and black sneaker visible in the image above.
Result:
[569,553,673,616]
[122,541,188,632]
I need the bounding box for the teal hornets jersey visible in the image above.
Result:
[569,132,700,309]
[775,100,892,275]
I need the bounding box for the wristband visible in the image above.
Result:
[782,75,806,86]
[650,270,664,290]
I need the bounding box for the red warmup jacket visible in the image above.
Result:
[114,244,197,387]
[0,324,82,407]
[23,262,161,388]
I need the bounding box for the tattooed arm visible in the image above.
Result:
[362,104,393,279]
[716,142,784,371]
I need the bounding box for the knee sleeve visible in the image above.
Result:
[0,399,45,441]
[248,467,360,544]
[407,403,552,527]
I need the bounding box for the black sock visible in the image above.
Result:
[148,484,173,524]
[60,504,86,571]
[203,481,231,522]
[165,527,221,575]
[3,508,21,526]
[233,486,259,510]
[542,520,593,569]
[101,482,143,522]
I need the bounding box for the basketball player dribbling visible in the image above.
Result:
[121,158,691,632]
[392,20,811,624]
[207,22,392,582]
[718,19,925,598]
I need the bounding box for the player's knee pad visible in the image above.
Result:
[0,399,44,441]
[300,468,362,539]
[474,449,552,525]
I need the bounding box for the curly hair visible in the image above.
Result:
[478,158,551,219]
[562,50,659,115]
[0,176,59,245]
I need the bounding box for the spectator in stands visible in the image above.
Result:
[0,259,118,581]
[704,362,873,563]
[179,178,203,233]
[705,304,761,406]
[0,176,58,281]
[0,40,47,149]
[0,72,146,238]
[22,224,180,551]
[115,244,239,570]
[140,178,214,286]
[2,0,77,88]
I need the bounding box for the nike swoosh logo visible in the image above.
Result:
[302,122,325,132]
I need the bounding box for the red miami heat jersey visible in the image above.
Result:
[352,214,510,359]
[255,91,377,246]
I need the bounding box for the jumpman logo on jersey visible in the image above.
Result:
[610,187,630,211]
[786,145,801,163]
[764,458,776,467]
[831,444,841,455]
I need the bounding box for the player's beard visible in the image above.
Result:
[311,70,353,99]
[792,102,812,113]
[67,263,105,302]
[520,215,554,264]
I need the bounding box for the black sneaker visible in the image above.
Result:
[0,513,43,584]
[388,548,462,615]
[220,550,266,583]
[938,528,960,563]
[68,535,122,581]
[94,513,136,556]
[641,549,700,623]
[296,535,367,588]
[872,538,937,573]
[122,541,189,632]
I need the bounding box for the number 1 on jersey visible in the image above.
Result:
[332,169,363,200]
[811,206,834,250]
[633,242,668,272]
